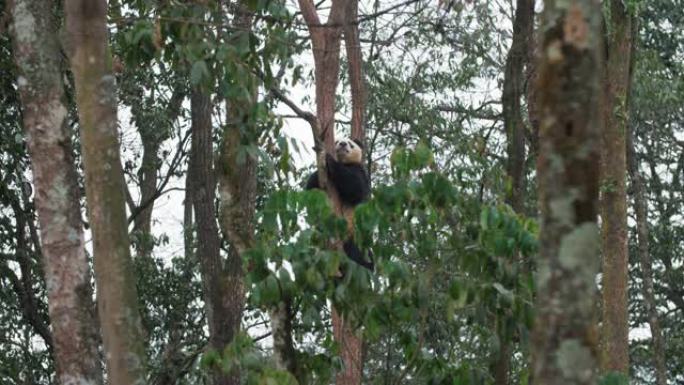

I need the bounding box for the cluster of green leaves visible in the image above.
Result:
[202,332,299,385]
[231,143,537,384]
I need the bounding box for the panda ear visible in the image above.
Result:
[352,138,364,149]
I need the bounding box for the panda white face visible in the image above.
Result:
[335,137,363,165]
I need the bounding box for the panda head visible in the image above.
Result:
[335,137,364,165]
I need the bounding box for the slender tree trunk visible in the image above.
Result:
[599,0,632,374]
[132,87,184,256]
[531,1,603,384]
[495,1,534,382]
[297,1,365,384]
[184,163,195,260]
[503,0,534,214]
[214,4,258,384]
[627,131,667,384]
[339,1,366,383]
[189,87,235,385]
[65,0,147,384]
[525,4,539,158]
[10,2,104,384]
[344,0,365,143]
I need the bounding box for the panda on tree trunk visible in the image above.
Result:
[305,137,373,271]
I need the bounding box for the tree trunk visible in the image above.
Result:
[599,0,632,374]
[10,2,103,384]
[344,0,366,143]
[214,3,258,384]
[503,0,534,214]
[495,1,534,381]
[132,87,185,256]
[65,0,147,384]
[531,1,603,384]
[189,87,236,385]
[297,1,365,384]
[627,130,667,384]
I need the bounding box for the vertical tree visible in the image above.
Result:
[65,0,147,383]
[297,1,365,383]
[188,87,233,385]
[497,0,535,382]
[503,0,534,214]
[531,1,603,384]
[10,2,103,383]
[216,2,259,384]
[627,130,667,384]
[600,0,633,375]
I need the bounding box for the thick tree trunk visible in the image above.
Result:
[627,131,667,385]
[599,0,632,374]
[531,1,603,384]
[10,2,104,384]
[65,0,147,384]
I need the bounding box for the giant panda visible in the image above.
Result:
[305,137,373,270]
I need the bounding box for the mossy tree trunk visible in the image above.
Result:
[531,1,603,384]
[599,0,633,374]
[65,0,147,384]
[11,1,103,383]
[215,3,258,385]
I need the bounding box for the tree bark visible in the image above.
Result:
[297,1,365,384]
[494,1,534,382]
[65,0,147,384]
[214,3,258,384]
[503,0,534,214]
[531,1,603,384]
[627,130,667,384]
[525,4,539,158]
[344,0,366,143]
[599,0,632,374]
[189,87,236,385]
[10,3,103,384]
[131,86,185,256]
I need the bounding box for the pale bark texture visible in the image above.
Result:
[214,4,258,384]
[189,87,237,385]
[599,0,632,374]
[270,297,301,380]
[297,1,365,384]
[65,0,147,383]
[11,3,103,384]
[531,1,603,384]
[627,131,667,385]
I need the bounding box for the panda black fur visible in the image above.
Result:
[305,137,373,270]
